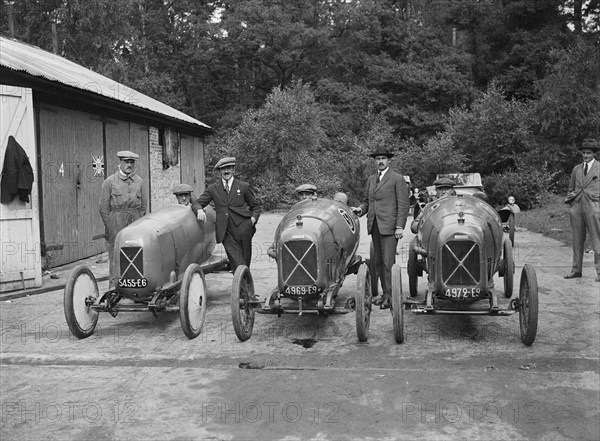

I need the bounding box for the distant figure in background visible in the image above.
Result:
[507,196,521,213]
[296,183,317,200]
[564,138,600,282]
[333,192,349,205]
[172,183,194,206]
[99,150,147,288]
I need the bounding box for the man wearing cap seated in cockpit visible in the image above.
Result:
[99,150,147,288]
[172,183,194,207]
[433,177,456,199]
[296,183,317,201]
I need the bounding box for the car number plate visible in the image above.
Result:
[284,285,318,295]
[444,287,481,298]
[118,278,148,288]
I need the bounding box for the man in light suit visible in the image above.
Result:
[564,138,600,282]
[192,157,260,272]
[351,147,410,309]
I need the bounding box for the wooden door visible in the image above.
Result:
[181,135,206,196]
[38,105,104,267]
[0,85,42,290]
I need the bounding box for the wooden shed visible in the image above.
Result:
[0,36,212,292]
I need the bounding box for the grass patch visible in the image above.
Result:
[517,193,575,246]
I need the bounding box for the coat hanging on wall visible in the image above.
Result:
[1,135,34,204]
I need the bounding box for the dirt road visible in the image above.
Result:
[1,212,598,440]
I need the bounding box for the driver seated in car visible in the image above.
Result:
[296,183,318,200]
[433,177,456,199]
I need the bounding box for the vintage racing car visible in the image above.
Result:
[229,196,373,342]
[64,204,227,340]
[400,193,538,346]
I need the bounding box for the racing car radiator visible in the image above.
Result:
[281,240,318,286]
[441,240,480,286]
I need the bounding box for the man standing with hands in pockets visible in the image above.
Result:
[192,157,260,272]
[351,147,410,309]
[564,138,600,282]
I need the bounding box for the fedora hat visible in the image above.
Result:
[580,138,599,151]
[369,147,394,158]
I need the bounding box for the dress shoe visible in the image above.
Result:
[373,297,384,306]
[564,272,582,279]
[379,298,392,310]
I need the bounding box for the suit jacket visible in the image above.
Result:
[1,136,34,204]
[565,160,600,204]
[359,169,410,235]
[192,178,261,243]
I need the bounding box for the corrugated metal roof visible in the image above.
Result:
[0,36,211,130]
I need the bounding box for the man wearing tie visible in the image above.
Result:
[564,138,600,282]
[351,147,410,309]
[192,157,260,271]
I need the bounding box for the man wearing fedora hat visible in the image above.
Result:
[564,138,600,282]
[351,147,410,309]
[99,150,147,287]
[192,157,260,272]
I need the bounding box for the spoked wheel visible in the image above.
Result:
[179,263,208,339]
[368,241,379,298]
[355,264,372,342]
[508,212,516,247]
[231,265,255,341]
[64,264,100,339]
[503,238,514,298]
[519,264,538,346]
[391,263,405,344]
[407,245,419,297]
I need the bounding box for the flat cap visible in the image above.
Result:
[433,177,456,188]
[369,147,394,158]
[580,138,600,151]
[117,150,139,160]
[214,156,236,170]
[172,183,194,195]
[295,183,317,194]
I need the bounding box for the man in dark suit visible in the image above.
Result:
[351,147,410,309]
[564,138,600,282]
[192,157,260,271]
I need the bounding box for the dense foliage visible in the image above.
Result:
[2,0,598,208]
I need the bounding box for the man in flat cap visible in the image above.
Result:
[295,183,317,201]
[351,147,410,309]
[433,177,457,199]
[564,138,600,282]
[172,183,194,206]
[192,157,260,271]
[99,150,147,287]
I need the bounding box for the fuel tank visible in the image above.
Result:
[417,194,503,297]
[113,204,217,300]
[273,198,360,297]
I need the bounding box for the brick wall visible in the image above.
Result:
[149,126,181,211]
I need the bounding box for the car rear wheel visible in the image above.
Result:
[519,264,538,346]
[355,264,372,342]
[179,263,207,339]
[231,265,255,342]
[64,264,99,339]
[391,264,405,344]
[503,239,514,298]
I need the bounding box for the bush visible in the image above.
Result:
[482,167,555,210]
